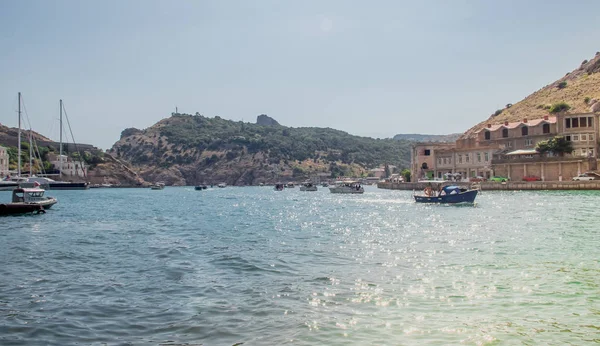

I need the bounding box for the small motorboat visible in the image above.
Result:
[300,182,318,191]
[194,185,208,190]
[414,181,478,204]
[150,182,165,190]
[274,183,285,191]
[329,181,364,194]
[285,182,295,188]
[1,187,58,215]
[217,183,227,188]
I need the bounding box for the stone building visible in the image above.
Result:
[411,113,599,181]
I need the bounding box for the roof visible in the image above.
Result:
[505,149,539,156]
[15,188,45,192]
[474,116,557,134]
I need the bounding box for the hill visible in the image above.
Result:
[108,113,413,185]
[0,124,145,186]
[393,133,460,142]
[462,52,600,138]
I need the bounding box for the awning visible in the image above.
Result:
[505,149,538,156]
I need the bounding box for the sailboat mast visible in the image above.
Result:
[59,99,63,177]
[17,92,21,177]
[29,125,33,176]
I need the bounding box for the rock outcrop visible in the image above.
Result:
[256,114,280,126]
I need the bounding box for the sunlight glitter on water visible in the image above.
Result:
[0,186,599,345]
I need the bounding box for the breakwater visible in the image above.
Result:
[377,181,600,190]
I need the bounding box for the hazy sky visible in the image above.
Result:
[1,1,599,149]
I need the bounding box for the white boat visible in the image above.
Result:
[299,182,318,191]
[11,187,58,209]
[217,182,227,188]
[285,182,295,188]
[329,181,364,194]
[150,182,165,190]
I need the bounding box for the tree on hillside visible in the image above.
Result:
[384,163,391,178]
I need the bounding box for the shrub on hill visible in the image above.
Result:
[549,102,571,114]
[557,81,567,89]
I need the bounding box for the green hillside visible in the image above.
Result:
[109,113,412,185]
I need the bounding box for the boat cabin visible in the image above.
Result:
[12,188,48,203]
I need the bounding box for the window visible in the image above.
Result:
[581,117,587,127]
[573,118,579,128]
[458,154,462,164]
[581,148,587,156]
[589,134,595,141]
[484,152,489,161]
[581,134,587,141]
[443,158,447,164]
[477,153,481,162]
[566,118,571,128]
[507,141,512,148]
[438,158,442,165]
[525,139,533,146]
[521,126,528,136]
[466,154,470,163]
[424,149,431,156]
[566,135,571,141]
[484,131,490,140]
[573,135,579,141]
[588,117,593,128]
[502,128,508,138]
[590,149,595,157]
[543,123,550,134]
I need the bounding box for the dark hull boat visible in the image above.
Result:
[0,203,45,215]
[414,189,478,204]
[414,183,478,204]
[48,182,89,190]
[194,185,208,190]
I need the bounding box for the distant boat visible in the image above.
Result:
[414,181,478,204]
[285,182,295,188]
[194,185,208,190]
[217,183,227,188]
[274,183,284,191]
[321,182,329,187]
[299,182,318,191]
[329,181,364,194]
[150,182,165,190]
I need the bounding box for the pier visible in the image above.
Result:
[377,181,600,191]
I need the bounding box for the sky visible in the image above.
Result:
[1,0,600,149]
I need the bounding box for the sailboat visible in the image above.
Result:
[26,99,89,190]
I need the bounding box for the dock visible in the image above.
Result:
[377,181,600,191]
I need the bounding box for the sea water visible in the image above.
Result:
[0,186,598,345]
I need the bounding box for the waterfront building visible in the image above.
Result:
[411,113,599,181]
[48,154,88,178]
[0,145,9,177]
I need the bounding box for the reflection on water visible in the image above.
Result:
[0,186,598,345]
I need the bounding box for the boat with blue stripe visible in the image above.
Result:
[414,181,478,204]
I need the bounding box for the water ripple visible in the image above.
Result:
[0,187,598,345]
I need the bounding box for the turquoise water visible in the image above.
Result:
[0,186,599,345]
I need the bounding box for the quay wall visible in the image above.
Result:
[377,181,600,191]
